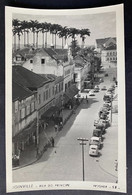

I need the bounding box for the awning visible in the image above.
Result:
[41,106,59,119]
[13,119,37,143]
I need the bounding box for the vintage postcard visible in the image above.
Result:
[5,4,126,193]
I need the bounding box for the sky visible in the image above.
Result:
[13,11,116,47]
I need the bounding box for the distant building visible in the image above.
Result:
[101,44,117,63]
[74,54,91,91]
[95,37,117,65]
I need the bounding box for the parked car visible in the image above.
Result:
[101,86,107,90]
[94,119,100,126]
[103,103,111,111]
[93,128,103,140]
[103,94,111,103]
[89,90,95,96]
[99,119,110,128]
[96,123,105,134]
[89,137,102,149]
[99,113,108,120]
[99,107,109,114]
[89,145,99,156]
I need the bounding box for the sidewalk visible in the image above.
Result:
[98,88,118,180]
[13,105,78,170]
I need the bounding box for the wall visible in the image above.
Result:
[23,50,63,76]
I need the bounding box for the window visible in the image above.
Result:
[46,90,48,100]
[31,102,35,112]
[26,105,30,115]
[49,88,51,98]
[107,52,109,56]
[52,86,54,95]
[107,58,109,61]
[41,58,45,64]
[30,59,33,63]
[14,101,18,113]
[38,94,41,104]
[20,108,25,119]
[65,83,68,91]
[43,92,45,101]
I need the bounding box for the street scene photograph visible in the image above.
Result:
[5,4,126,193]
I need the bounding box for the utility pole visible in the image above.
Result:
[111,98,112,124]
[77,138,88,181]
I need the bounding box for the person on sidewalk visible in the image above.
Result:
[36,145,39,158]
[54,124,58,132]
[50,137,54,147]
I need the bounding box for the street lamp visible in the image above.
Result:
[77,138,88,181]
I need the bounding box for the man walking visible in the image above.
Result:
[50,137,54,147]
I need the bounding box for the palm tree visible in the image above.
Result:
[68,27,79,41]
[58,26,69,48]
[30,20,39,46]
[50,24,62,48]
[15,26,23,50]
[35,23,41,48]
[21,20,29,47]
[12,19,21,50]
[79,28,91,48]
[40,22,50,48]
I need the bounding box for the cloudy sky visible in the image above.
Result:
[13,11,116,47]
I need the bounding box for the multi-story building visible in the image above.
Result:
[12,65,60,152]
[101,44,117,63]
[74,54,91,91]
[12,80,37,155]
[95,37,117,65]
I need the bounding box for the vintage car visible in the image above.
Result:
[99,119,110,129]
[101,86,107,90]
[89,137,102,149]
[89,90,95,96]
[93,128,103,140]
[89,145,99,157]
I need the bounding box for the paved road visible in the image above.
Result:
[13,65,118,183]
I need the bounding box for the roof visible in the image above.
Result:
[54,49,68,55]
[12,80,34,102]
[91,137,100,141]
[96,37,116,47]
[13,47,37,59]
[105,44,117,50]
[13,65,50,90]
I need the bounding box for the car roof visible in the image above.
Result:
[90,137,100,141]
[90,145,98,149]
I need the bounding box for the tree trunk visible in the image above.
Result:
[51,33,54,46]
[27,32,29,46]
[62,37,64,49]
[33,32,35,46]
[55,34,56,49]
[14,34,16,51]
[24,31,26,47]
[18,35,20,50]
[42,32,44,48]
[36,32,38,48]
[45,32,47,48]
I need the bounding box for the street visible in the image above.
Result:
[13,64,118,183]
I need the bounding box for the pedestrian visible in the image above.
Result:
[36,145,39,158]
[50,137,54,147]
[54,124,58,132]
